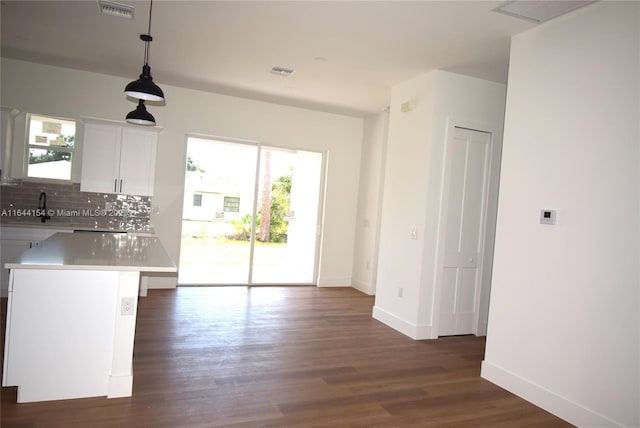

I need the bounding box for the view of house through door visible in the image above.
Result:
[179,137,323,285]
[438,127,491,336]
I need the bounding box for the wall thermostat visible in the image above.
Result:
[540,209,556,225]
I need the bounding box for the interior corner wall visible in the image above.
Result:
[351,110,389,295]
[481,3,640,427]
[0,58,364,289]
[373,70,506,339]
[373,72,436,338]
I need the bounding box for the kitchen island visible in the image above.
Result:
[2,232,176,403]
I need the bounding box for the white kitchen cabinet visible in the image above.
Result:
[80,121,158,196]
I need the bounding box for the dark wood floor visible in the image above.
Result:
[1,286,571,427]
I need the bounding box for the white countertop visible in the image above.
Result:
[5,232,177,273]
[1,223,154,235]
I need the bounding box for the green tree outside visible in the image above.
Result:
[229,170,292,243]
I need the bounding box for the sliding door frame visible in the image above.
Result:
[180,133,326,286]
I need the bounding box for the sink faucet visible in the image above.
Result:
[38,191,51,223]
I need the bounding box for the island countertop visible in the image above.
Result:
[5,232,177,273]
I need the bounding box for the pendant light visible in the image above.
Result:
[125,0,164,105]
[126,99,156,126]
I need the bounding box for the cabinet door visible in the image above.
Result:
[81,123,121,193]
[119,128,156,196]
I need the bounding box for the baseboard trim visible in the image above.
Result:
[147,276,177,289]
[351,279,375,295]
[481,361,622,428]
[107,374,133,399]
[317,276,351,287]
[372,306,433,340]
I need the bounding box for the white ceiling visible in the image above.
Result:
[1,1,573,117]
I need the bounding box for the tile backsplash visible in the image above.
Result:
[0,179,152,232]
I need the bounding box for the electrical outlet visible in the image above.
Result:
[409,228,418,240]
[121,297,135,316]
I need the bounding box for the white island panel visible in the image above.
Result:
[2,231,176,403]
[3,269,119,402]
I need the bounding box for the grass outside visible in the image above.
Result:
[179,220,312,284]
[179,237,287,267]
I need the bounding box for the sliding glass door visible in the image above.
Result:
[179,138,257,284]
[179,137,323,285]
[251,146,322,283]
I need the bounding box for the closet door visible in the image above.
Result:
[439,127,491,336]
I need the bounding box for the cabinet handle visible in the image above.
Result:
[114,179,118,192]
[119,179,123,193]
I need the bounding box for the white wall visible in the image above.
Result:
[351,110,388,295]
[0,58,364,288]
[481,3,640,427]
[374,72,436,334]
[373,70,506,338]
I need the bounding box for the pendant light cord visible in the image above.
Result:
[148,0,153,38]
[143,0,153,65]
[143,40,149,66]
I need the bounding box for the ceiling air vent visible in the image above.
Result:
[98,0,134,19]
[493,1,595,23]
[270,66,295,77]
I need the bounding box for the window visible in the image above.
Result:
[193,194,202,207]
[26,114,76,181]
[223,196,240,212]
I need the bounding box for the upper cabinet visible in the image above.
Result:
[81,121,158,196]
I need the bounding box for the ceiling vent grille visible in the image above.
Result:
[98,0,134,19]
[270,66,295,77]
[493,1,595,23]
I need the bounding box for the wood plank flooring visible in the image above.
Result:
[1,286,572,427]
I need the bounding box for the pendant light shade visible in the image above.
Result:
[125,63,164,102]
[126,100,156,126]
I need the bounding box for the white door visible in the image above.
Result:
[438,127,491,336]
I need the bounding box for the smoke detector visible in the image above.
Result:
[98,0,134,19]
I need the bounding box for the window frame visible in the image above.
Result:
[23,113,77,183]
[223,196,240,213]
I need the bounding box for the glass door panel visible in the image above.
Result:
[179,138,257,284]
[251,147,323,284]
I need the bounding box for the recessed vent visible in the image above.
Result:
[98,0,134,19]
[270,66,295,77]
[493,1,595,23]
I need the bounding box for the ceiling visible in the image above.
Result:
[0,1,583,117]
